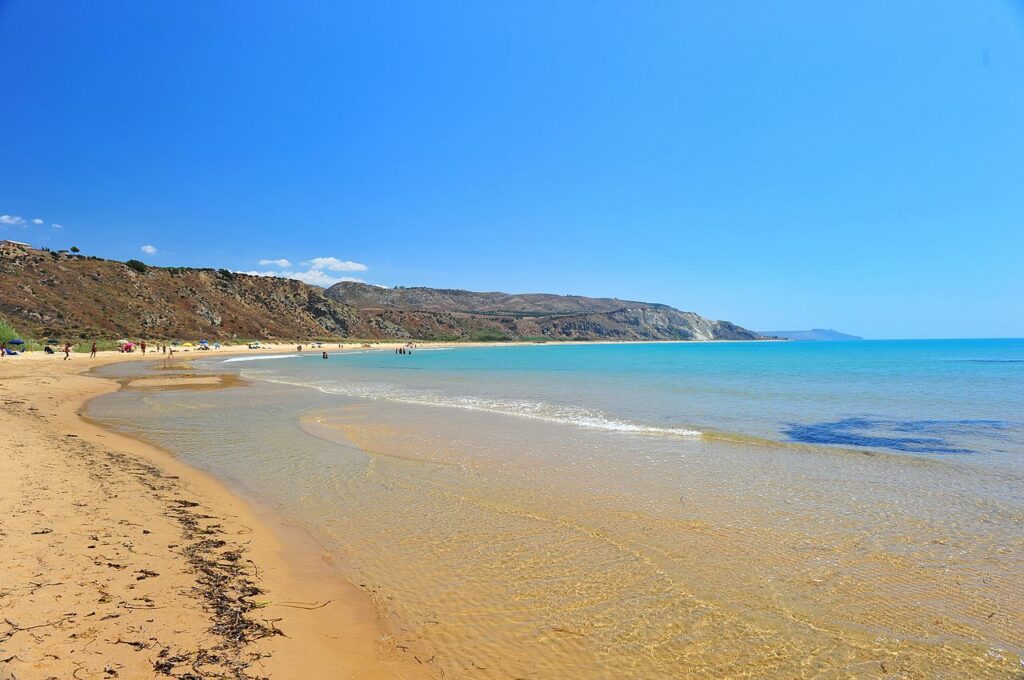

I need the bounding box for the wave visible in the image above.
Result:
[241,371,701,438]
[221,354,303,363]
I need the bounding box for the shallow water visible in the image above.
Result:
[90,341,1024,677]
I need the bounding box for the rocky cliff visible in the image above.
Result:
[326,282,757,341]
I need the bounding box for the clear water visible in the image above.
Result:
[227,339,1024,462]
[89,340,1024,678]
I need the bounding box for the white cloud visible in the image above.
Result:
[141,244,157,254]
[304,257,368,272]
[0,214,25,225]
[240,269,364,287]
[51,223,63,229]
[236,255,368,287]
[32,218,43,225]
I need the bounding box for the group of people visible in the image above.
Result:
[395,343,416,355]
[2,341,74,359]
[1,338,180,359]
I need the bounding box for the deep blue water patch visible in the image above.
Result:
[784,418,1010,454]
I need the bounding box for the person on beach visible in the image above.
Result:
[141,340,147,355]
[0,342,6,357]
[63,343,72,360]
[322,351,328,359]
[90,342,97,358]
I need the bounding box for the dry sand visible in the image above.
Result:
[0,349,431,679]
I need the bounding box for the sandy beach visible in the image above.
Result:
[0,347,431,679]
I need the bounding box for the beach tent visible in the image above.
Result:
[182,342,195,348]
[213,342,222,349]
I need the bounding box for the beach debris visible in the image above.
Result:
[273,599,333,610]
[114,638,149,651]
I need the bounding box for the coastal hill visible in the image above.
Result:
[328,282,663,315]
[759,329,863,341]
[0,244,756,342]
[326,282,757,341]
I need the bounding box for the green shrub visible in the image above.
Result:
[0,316,21,344]
[468,329,513,342]
[126,259,148,274]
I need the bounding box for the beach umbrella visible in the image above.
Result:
[8,339,25,345]
[198,339,209,345]
[182,342,195,347]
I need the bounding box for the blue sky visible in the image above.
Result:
[1,1,1022,338]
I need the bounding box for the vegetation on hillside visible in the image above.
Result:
[0,316,20,344]
[1,246,756,342]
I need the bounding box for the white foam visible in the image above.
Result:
[242,372,701,438]
[221,354,303,363]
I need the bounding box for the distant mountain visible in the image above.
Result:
[326,282,758,342]
[759,329,863,341]
[0,245,758,342]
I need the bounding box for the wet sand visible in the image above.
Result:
[0,350,430,679]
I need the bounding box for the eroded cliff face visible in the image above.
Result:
[0,246,756,341]
[327,282,758,342]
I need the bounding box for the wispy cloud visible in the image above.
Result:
[141,244,157,254]
[0,214,26,225]
[305,257,368,272]
[51,223,63,229]
[31,218,43,225]
[258,258,292,267]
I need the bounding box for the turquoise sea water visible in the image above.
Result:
[89,339,1024,677]
[228,338,1024,464]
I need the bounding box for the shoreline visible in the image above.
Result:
[0,348,431,679]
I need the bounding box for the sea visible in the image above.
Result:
[89,339,1024,678]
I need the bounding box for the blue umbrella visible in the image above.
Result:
[8,339,25,345]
